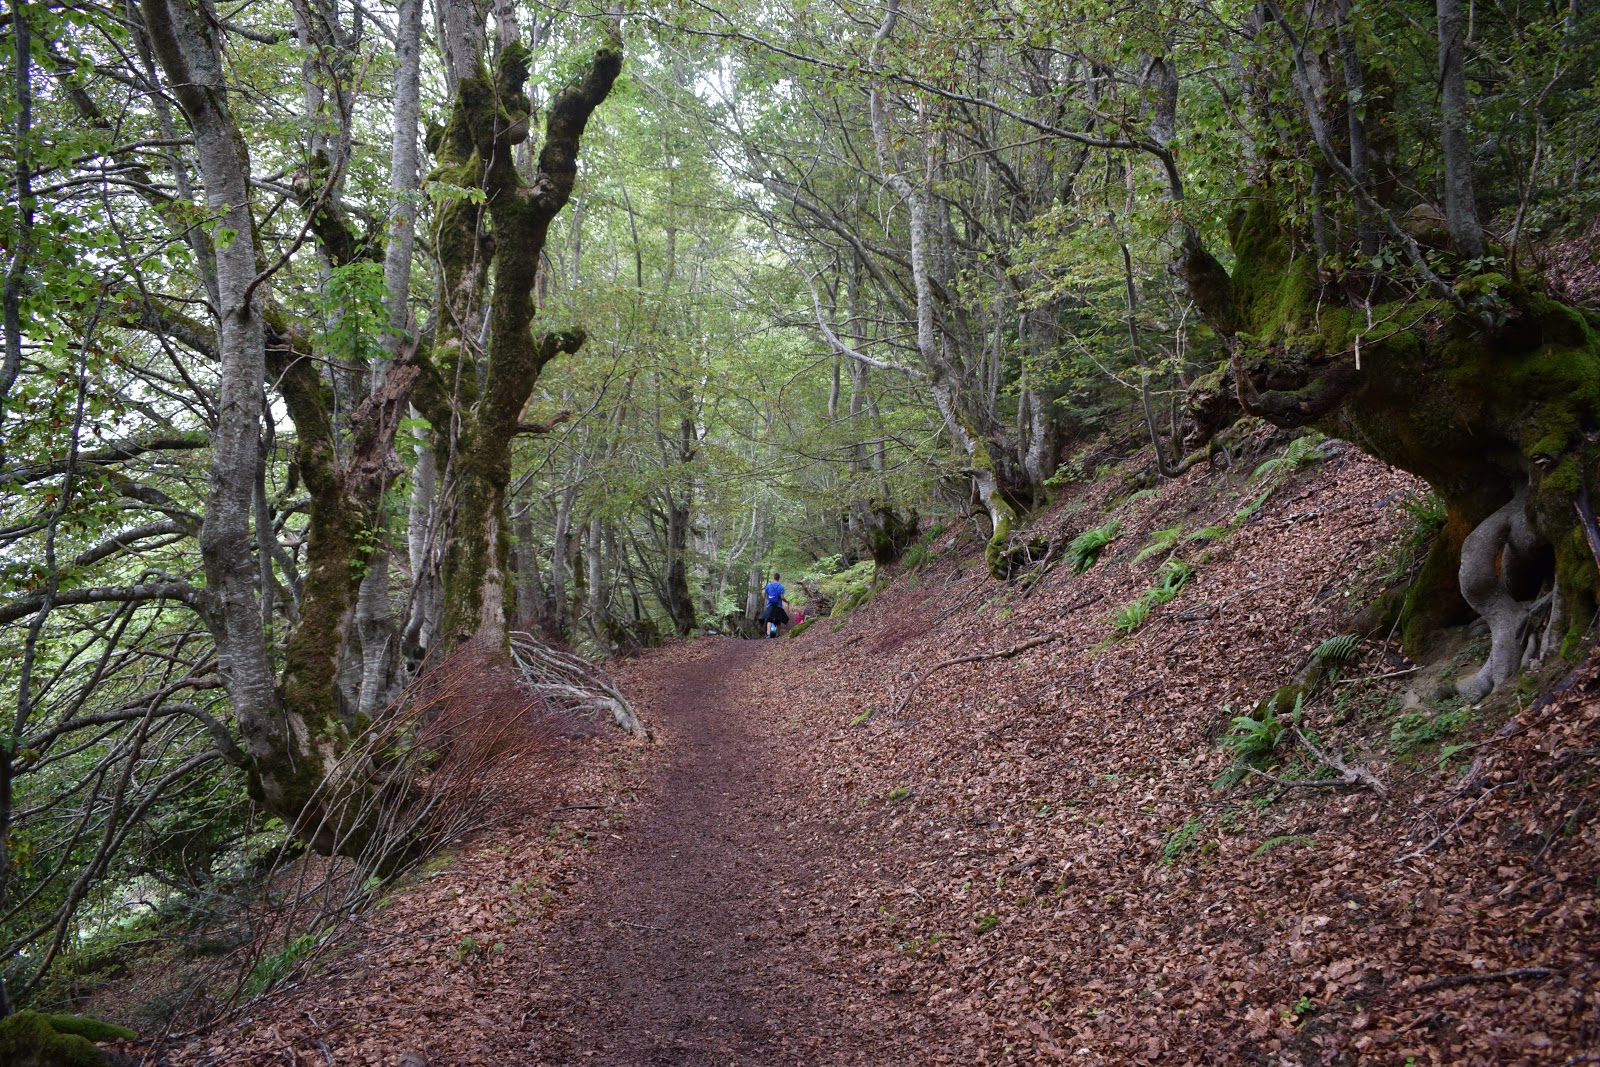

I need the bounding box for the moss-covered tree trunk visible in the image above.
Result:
[1181,199,1600,694]
[136,0,435,854]
[416,40,622,652]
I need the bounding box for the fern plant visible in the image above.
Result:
[1186,524,1229,544]
[1067,519,1122,574]
[1252,431,1328,482]
[1109,559,1194,636]
[1214,694,1301,789]
[1112,598,1152,635]
[1383,490,1448,581]
[1313,633,1360,666]
[1134,527,1182,564]
[1154,558,1193,598]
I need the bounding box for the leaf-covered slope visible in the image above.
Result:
[755,445,1598,1065]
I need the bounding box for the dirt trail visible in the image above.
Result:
[522,637,892,1065]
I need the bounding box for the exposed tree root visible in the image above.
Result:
[1457,484,1545,701]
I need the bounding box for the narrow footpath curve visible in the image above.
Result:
[522,637,894,1065]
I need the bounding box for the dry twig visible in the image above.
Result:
[1410,966,1557,994]
[892,633,1059,715]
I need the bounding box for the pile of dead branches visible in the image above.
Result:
[510,631,650,739]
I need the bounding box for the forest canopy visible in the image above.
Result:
[0,0,1597,1027]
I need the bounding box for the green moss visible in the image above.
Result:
[984,496,1019,579]
[1229,197,1317,342]
[0,1010,110,1067]
[40,1017,135,1043]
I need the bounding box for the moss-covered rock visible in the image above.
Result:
[0,1010,131,1067]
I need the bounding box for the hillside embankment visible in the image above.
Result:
[142,442,1596,1065]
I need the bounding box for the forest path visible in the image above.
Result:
[521,636,891,1065]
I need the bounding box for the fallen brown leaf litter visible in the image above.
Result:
[137,445,1598,1065]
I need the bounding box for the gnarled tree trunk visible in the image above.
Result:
[1179,198,1599,696]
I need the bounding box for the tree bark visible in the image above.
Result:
[1436,0,1484,258]
[424,38,622,651]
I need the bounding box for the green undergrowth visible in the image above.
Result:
[901,522,947,571]
[1110,558,1194,636]
[801,557,880,621]
[1066,519,1122,574]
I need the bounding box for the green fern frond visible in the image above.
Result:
[1232,490,1273,526]
[1252,431,1328,481]
[1251,834,1317,857]
[1112,598,1152,635]
[1134,527,1183,564]
[1251,455,1293,480]
[1399,490,1447,529]
[1187,525,1229,543]
[1156,558,1193,591]
[1067,519,1123,574]
[1313,633,1361,665]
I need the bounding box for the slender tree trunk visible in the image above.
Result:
[140,0,280,784]
[586,516,613,646]
[1437,0,1484,257]
[550,482,578,640]
[868,0,1019,578]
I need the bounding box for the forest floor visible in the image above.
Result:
[134,439,1599,1066]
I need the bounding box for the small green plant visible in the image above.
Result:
[1186,524,1229,544]
[1313,633,1361,666]
[1389,702,1469,754]
[1112,598,1152,636]
[1214,695,1299,789]
[1231,490,1273,525]
[1252,835,1318,857]
[1253,431,1328,482]
[1067,519,1122,574]
[1289,995,1316,1019]
[243,931,321,997]
[887,786,913,803]
[1383,490,1449,580]
[974,912,1000,934]
[1153,558,1193,598]
[1134,527,1183,564]
[902,524,945,571]
[849,708,877,727]
[1121,488,1159,506]
[1110,558,1194,636]
[454,935,484,961]
[1160,816,1206,866]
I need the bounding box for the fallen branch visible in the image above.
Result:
[1410,966,1556,995]
[1243,729,1388,799]
[1394,783,1507,864]
[1294,727,1389,799]
[892,633,1059,716]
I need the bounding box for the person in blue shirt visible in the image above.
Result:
[761,572,789,638]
